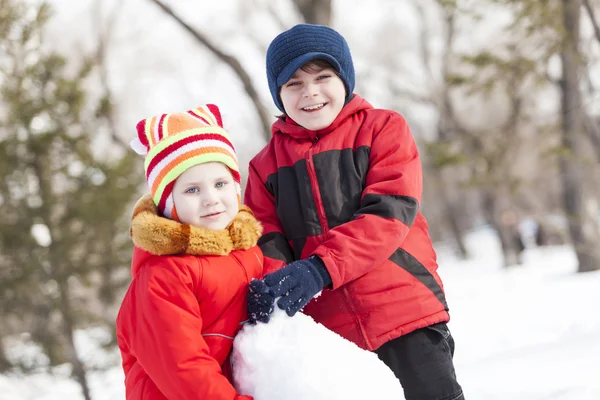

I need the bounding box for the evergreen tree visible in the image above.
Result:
[0,1,142,398]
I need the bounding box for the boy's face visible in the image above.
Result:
[172,162,239,230]
[279,65,346,131]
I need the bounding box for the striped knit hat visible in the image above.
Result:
[130,104,240,220]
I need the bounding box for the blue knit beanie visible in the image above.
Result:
[266,24,355,112]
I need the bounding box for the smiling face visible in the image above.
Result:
[172,162,239,230]
[279,62,347,131]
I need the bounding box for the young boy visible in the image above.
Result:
[116,105,262,400]
[245,24,464,400]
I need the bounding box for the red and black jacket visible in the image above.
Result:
[244,95,449,351]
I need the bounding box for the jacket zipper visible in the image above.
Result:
[342,288,370,349]
[307,140,368,348]
[306,144,329,235]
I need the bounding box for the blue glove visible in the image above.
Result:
[264,256,332,317]
[247,279,275,324]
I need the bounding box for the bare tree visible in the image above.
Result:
[559,0,600,272]
[147,0,272,141]
[93,0,128,151]
[425,0,560,266]
[409,0,470,258]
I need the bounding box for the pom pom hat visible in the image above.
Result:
[131,104,240,220]
[266,23,356,112]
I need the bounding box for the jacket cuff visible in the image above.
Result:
[309,255,333,288]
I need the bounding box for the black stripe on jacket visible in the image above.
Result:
[390,249,449,311]
[257,232,294,264]
[263,148,419,259]
[266,160,321,239]
[313,148,418,228]
[356,194,418,226]
[313,148,369,229]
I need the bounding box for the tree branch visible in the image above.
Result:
[583,0,600,47]
[148,0,272,141]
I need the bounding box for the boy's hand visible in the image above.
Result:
[247,279,275,324]
[263,256,332,317]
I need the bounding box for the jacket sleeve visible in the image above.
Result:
[311,114,421,289]
[129,257,252,400]
[244,161,294,274]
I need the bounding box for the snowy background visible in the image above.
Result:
[1,227,599,400]
[2,0,600,399]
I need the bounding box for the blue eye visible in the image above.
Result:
[317,74,331,80]
[185,187,199,194]
[215,181,227,189]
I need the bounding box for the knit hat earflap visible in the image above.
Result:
[131,104,240,220]
[266,24,355,112]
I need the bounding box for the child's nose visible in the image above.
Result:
[302,83,318,97]
[201,189,219,206]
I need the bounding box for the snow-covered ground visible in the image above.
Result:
[1,226,599,400]
[438,228,600,400]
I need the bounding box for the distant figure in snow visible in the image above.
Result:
[244,24,464,400]
[116,105,263,400]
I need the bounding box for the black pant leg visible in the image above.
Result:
[375,323,464,400]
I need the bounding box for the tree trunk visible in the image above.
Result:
[444,197,469,259]
[435,7,468,260]
[560,0,600,273]
[30,139,92,399]
[481,191,522,268]
[0,338,11,372]
[58,281,92,400]
[430,167,469,259]
[436,106,469,259]
[292,0,332,25]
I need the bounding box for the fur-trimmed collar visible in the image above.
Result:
[130,194,263,256]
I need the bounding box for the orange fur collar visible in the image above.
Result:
[130,194,263,256]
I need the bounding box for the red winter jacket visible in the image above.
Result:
[116,195,262,400]
[244,95,449,351]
